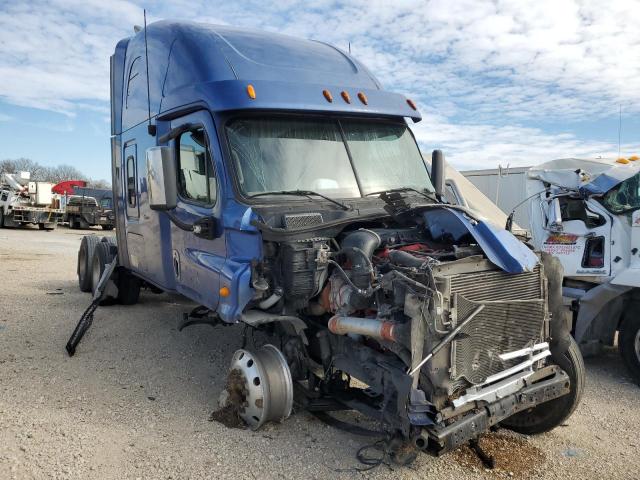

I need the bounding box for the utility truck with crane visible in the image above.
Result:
[0,171,63,230]
[68,21,584,461]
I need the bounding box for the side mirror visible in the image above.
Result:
[431,149,446,198]
[548,197,563,232]
[146,146,177,211]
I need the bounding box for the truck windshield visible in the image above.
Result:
[226,117,433,198]
[601,172,640,214]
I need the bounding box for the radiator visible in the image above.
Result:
[447,266,547,385]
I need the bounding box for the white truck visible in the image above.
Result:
[464,158,640,384]
[0,171,64,230]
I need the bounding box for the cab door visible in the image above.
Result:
[541,197,612,277]
[168,111,226,309]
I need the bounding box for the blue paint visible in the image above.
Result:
[111,20,420,136]
[423,208,538,273]
[111,21,531,326]
[111,20,423,323]
[579,163,640,196]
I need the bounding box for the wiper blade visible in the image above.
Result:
[365,187,439,203]
[248,190,351,211]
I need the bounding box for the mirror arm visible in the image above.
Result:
[163,211,219,239]
[158,123,195,144]
[165,210,194,232]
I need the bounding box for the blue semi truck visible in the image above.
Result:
[73,21,584,459]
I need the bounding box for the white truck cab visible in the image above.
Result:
[469,157,640,384]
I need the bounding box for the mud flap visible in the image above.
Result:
[65,259,118,356]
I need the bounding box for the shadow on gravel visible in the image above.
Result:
[451,432,545,478]
[584,345,637,387]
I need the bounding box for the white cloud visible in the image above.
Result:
[0,0,638,168]
[410,114,640,171]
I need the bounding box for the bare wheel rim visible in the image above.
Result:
[228,344,293,430]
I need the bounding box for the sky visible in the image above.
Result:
[1,0,639,182]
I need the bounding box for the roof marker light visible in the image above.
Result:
[629,155,639,161]
[357,92,368,105]
[341,91,351,103]
[323,90,333,102]
[616,157,629,164]
[406,98,417,110]
[246,84,256,99]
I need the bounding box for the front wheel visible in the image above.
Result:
[619,302,640,386]
[501,336,585,435]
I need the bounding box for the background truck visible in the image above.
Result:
[72,20,584,460]
[0,171,64,230]
[463,158,640,384]
[462,166,532,230]
[64,187,115,230]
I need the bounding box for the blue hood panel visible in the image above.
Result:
[423,208,538,274]
[579,165,640,196]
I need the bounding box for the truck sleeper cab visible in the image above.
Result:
[77,20,583,458]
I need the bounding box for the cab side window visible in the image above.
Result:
[559,197,605,228]
[177,127,217,204]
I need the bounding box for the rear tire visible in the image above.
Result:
[91,243,108,295]
[78,235,100,292]
[91,242,117,305]
[0,208,5,228]
[501,336,585,434]
[619,303,640,386]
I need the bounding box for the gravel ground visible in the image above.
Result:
[0,226,638,480]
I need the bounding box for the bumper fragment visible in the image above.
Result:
[417,366,570,454]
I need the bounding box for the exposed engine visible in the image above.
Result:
[245,203,573,455]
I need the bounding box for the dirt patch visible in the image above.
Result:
[451,432,545,478]
[209,368,248,429]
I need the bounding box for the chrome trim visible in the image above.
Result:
[499,342,549,361]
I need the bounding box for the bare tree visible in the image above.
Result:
[86,179,112,189]
[46,164,86,184]
[0,158,48,180]
[0,158,108,187]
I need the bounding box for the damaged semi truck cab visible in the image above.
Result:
[89,21,583,455]
[525,158,640,384]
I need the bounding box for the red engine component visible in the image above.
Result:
[376,243,432,260]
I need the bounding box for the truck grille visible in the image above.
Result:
[448,266,546,385]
